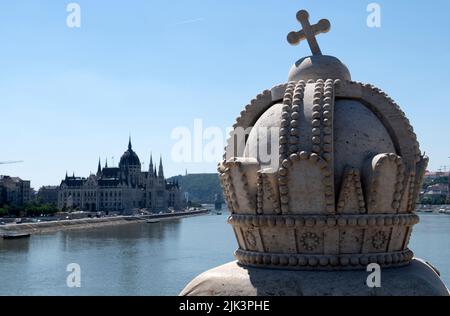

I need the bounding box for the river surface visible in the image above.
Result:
[0,212,449,295]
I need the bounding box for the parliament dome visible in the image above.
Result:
[119,138,141,168]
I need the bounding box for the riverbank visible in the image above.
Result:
[417,204,450,214]
[0,209,209,235]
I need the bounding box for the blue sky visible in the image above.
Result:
[0,0,449,189]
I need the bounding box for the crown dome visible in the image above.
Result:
[243,95,397,192]
[219,10,428,271]
[220,79,427,271]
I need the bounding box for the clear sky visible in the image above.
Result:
[1,0,449,189]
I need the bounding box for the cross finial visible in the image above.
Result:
[287,10,331,56]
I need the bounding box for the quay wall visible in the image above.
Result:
[0,210,209,235]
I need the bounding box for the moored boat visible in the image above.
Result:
[2,233,31,240]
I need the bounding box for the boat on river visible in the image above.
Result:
[2,233,31,240]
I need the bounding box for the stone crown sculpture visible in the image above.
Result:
[218,10,428,271]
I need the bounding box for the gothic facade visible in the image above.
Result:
[57,139,182,213]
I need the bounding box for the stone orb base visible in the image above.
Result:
[180,259,449,296]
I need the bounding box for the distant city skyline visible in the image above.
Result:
[1,0,450,188]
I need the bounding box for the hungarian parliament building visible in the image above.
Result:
[57,138,183,213]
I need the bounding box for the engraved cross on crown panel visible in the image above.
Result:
[287,10,331,56]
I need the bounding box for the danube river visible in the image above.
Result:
[0,212,449,295]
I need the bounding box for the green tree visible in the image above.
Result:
[170,173,223,204]
[0,208,8,217]
[23,202,58,217]
[0,204,13,217]
[432,177,449,185]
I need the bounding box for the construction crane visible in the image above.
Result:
[0,161,24,165]
[441,165,450,171]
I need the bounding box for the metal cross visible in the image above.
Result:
[287,10,331,56]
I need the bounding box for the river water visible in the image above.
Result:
[0,212,449,295]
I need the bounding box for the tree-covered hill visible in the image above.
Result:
[169,173,223,204]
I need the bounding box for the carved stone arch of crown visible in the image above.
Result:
[224,80,421,165]
[220,79,428,216]
[334,81,427,213]
[334,81,420,167]
[223,83,288,160]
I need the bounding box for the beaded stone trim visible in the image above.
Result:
[235,248,413,270]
